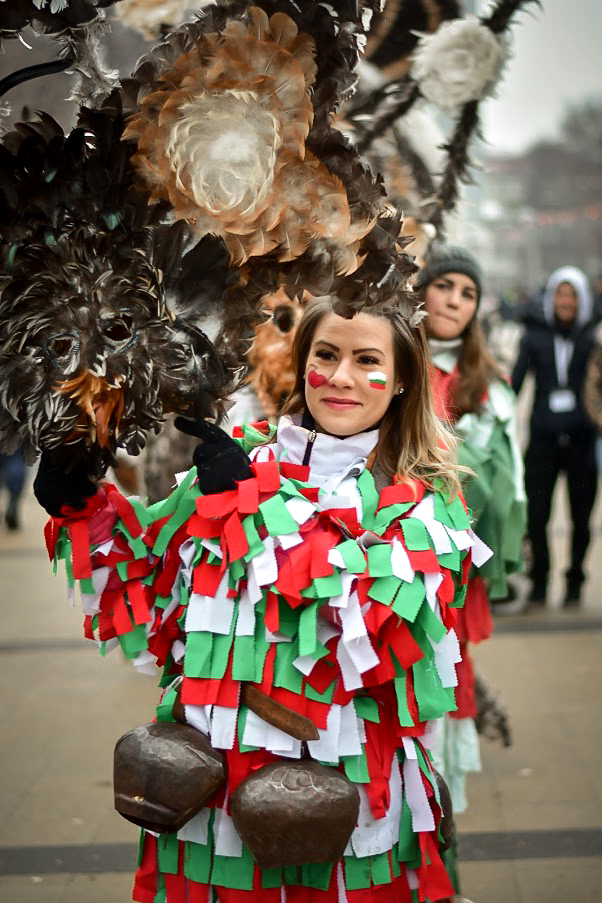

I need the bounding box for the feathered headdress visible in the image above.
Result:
[0,0,421,470]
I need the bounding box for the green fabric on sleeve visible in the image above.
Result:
[367,543,393,576]
[336,539,367,574]
[392,576,426,621]
[259,494,300,536]
[400,518,431,550]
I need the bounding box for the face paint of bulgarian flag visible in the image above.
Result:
[368,371,387,390]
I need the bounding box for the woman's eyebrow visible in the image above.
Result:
[315,340,339,350]
[353,347,382,355]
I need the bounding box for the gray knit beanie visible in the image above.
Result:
[416,245,482,305]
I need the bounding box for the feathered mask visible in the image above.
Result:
[0,101,228,473]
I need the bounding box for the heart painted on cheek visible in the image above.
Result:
[307,371,327,388]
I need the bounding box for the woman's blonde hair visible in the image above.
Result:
[280,296,462,496]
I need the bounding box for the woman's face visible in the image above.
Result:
[424,272,478,340]
[304,312,401,436]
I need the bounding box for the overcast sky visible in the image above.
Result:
[480,0,602,153]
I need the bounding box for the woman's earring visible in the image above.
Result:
[398,387,405,395]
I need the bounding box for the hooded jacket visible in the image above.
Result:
[511,266,595,435]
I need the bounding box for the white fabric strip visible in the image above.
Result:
[210,704,238,750]
[176,807,210,844]
[213,807,243,857]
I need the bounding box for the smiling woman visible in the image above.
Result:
[32,288,498,903]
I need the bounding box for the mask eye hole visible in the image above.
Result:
[272,304,295,334]
[46,333,79,360]
[103,314,135,344]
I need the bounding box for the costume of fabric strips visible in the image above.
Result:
[44,415,492,902]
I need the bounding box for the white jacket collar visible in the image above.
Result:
[274,413,379,482]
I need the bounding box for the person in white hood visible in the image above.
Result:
[512,266,596,605]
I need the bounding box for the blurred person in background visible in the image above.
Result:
[0,450,26,531]
[512,266,596,606]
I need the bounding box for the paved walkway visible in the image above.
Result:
[1,479,601,902]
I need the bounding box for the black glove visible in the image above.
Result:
[34,450,100,517]
[174,417,253,495]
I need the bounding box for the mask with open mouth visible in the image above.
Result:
[0,103,230,475]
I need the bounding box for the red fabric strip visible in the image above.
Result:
[196,489,238,519]
[224,511,249,561]
[279,462,310,482]
[164,870,187,903]
[107,488,142,538]
[132,833,158,903]
[252,459,281,492]
[237,477,260,515]
[264,590,280,634]
[418,833,454,901]
[128,581,152,626]
[69,520,92,579]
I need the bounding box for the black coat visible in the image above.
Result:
[511,312,596,436]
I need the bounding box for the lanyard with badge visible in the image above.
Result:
[549,335,576,412]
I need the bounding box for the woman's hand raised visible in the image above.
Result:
[174,417,253,495]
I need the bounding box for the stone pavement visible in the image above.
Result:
[1,480,601,903]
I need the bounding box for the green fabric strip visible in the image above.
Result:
[357,469,379,530]
[367,543,393,576]
[419,599,447,643]
[211,844,255,890]
[152,495,198,558]
[184,631,213,678]
[400,518,431,551]
[392,575,425,622]
[145,466,198,522]
[298,601,319,657]
[343,751,370,783]
[353,696,379,722]
[397,795,420,864]
[301,861,333,890]
[242,515,264,563]
[157,832,179,875]
[370,850,392,886]
[209,604,238,679]
[394,674,415,727]
[232,634,256,682]
[274,640,303,693]
[337,538,367,574]
[117,624,148,659]
[368,574,401,606]
[373,502,413,534]
[413,657,455,720]
[184,838,212,884]
[344,854,372,890]
[259,494,299,536]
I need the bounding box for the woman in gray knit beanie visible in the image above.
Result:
[418,245,527,895]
